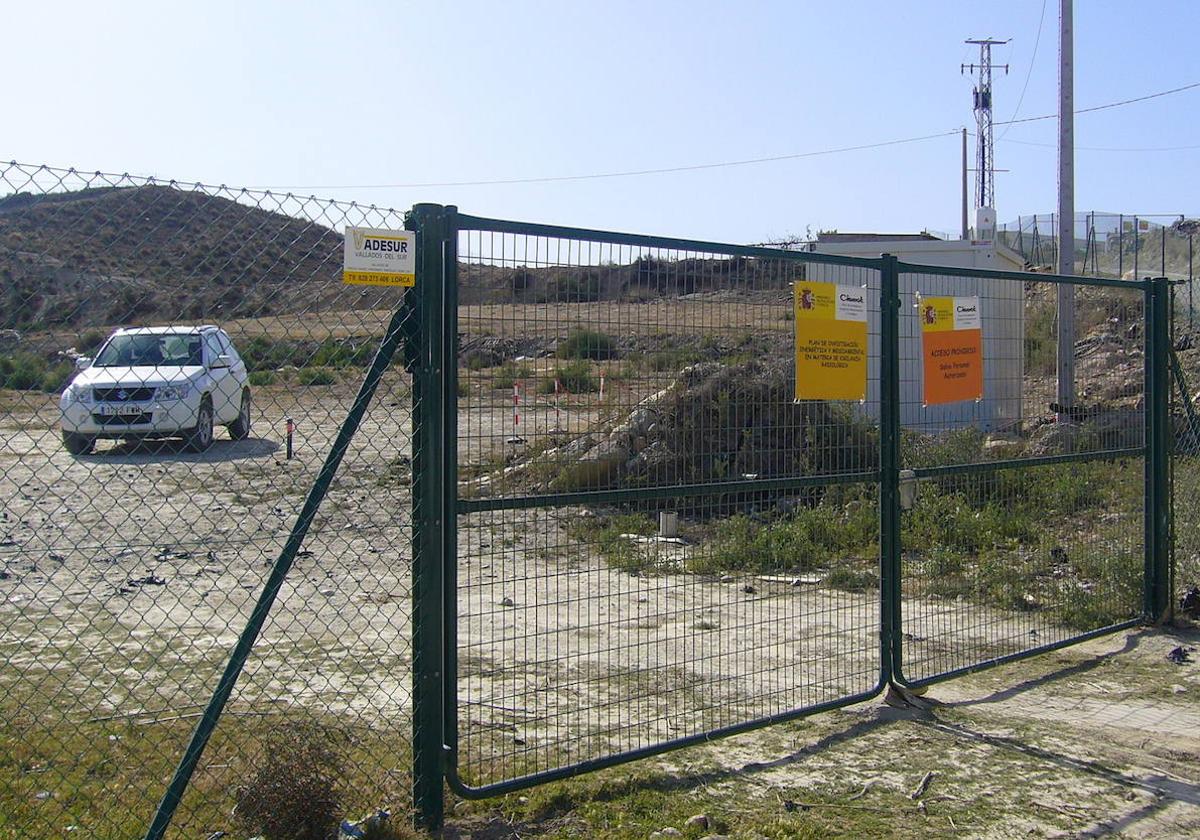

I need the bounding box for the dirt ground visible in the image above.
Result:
[1,377,1197,838]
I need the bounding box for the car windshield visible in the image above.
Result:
[94,334,203,367]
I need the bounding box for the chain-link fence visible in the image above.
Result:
[0,163,1186,835]
[0,163,417,838]
[1170,285,1200,624]
[999,213,1196,315]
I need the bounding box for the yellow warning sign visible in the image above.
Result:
[343,227,416,287]
[794,281,868,401]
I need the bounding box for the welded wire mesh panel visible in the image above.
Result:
[451,226,882,789]
[0,163,415,837]
[898,268,1146,684]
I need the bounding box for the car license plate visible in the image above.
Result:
[96,403,144,417]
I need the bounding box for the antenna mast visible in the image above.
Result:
[962,38,1009,210]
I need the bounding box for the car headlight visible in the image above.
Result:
[156,383,193,401]
[64,383,92,404]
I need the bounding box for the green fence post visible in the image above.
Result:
[879,255,902,682]
[439,207,460,801]
[1145,276,1172,621]
[410,203,447,831]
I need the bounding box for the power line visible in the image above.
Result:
[249,131,960,190]
[997,136,1200,152]
[996,80,1200,125]
[249,80,1200,191]
[998,0,1048,140]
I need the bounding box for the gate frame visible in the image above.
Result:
[887,267,1172,691]
[408,206,1178,828]
[411,207,894,816]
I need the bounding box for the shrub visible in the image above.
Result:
[248,370,277,386]
[557,329,617,360]
[77,329,108,353]
[569,513,658,574]
[298,367,336,386]
[493,361,534,391]
[0,352,73,392]
[1025,301,1057,376]
[689,502,877,577]
[234,723,343,840]
[538,360,597,394]
[240,335,295,372]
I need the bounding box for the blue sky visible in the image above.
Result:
[4,1,1197,242]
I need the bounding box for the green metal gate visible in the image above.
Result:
[405,207,1174,820]
[423,208,890,804]
[890,263,1170,688]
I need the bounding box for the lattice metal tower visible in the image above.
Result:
[962,38,1009,209]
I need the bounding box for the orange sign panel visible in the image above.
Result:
[920,296,983,405]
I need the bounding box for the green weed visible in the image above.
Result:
[557,328,617,361]
[297,367,336,386]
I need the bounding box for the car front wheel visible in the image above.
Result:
[184,398,214,453]
[62,431,95,456]
[227,389,251,441]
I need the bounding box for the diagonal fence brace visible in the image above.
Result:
[143,297,418,840]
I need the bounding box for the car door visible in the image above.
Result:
[204,332,238,423]
[217,330,248,390]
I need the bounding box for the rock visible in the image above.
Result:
[1180,585,1200,618]
[1026,422,1080,457]
[982,434,1022,457]
[318,588,335,596]
[1166,646,1193,665]
[657,829,682,838]
[126,574,166,587]
[684,814,710,830]
[499,596,515,607]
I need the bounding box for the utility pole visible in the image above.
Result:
[962,38,1009,215]
[961,127,969,239]
[1056,0,1075,413]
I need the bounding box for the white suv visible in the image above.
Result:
[59,325,251,455]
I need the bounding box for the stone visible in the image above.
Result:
[1026,422,1080,457]
[684,814,710,830]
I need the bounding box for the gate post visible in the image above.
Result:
[879,255,903,682]
[1145,276,1172,621]
[409,203,447,830]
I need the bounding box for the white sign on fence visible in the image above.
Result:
[343,227,416,286]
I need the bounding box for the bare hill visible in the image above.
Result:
[0,185,405,331]
[1,185,804,334]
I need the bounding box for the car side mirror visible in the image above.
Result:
[75,356,91,371]
[211,355,231,370]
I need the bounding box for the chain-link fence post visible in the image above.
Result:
[1145,276,1172,622]
[879,254,902,682]
[409,203,447,831]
